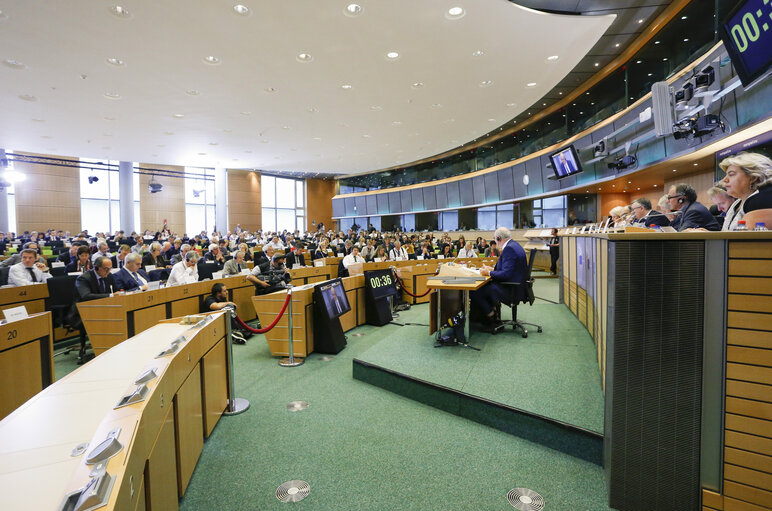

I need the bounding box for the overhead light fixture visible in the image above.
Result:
[4,170,25,183]
[172,113,185,118]
[547,55,559,61]
[345,4,362,16]
[479,80,493,87]
[203,55,221,65]
[526,82,536,87]
[472,50,485,57]
[186,89,200,96]
[106,57,125,67]
[638,18,644,23]
[233,4,250,16]
[3,59,26,70]
[386,51,400,60]
[446,7,465,19]
[103,92,121,100]
[411,82,424,88]
[615,43,620,47]
[18,94,37,102]
[109,5,131,18]
[148,175,163,193]
[340,84,352,90]
[296,53,313,62]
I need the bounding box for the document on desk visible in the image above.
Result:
[437,264,482,278]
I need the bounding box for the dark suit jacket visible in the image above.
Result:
[286,252,306,268]
[111,255,129,270]
[636,210,670,227]
[113,267,149,292]
[484,240,528,305]
[75,270,117,301]
[65,260,91,273]
[58,251,74,265]
[142,253,168,269]
[670,201,720,231]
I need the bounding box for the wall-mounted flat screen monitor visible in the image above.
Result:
[316,279,351,320]
[720,0,772,87]
[549,145,583,179]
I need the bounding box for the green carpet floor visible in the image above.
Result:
[356,279,604,433]
[54,279,614,510]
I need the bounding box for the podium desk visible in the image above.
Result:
[0,312,54,420]
[78,274,257,356]
[427,277,488,342]
[252,275,367,358]
[0,283,48,319]
[0,311,230,511]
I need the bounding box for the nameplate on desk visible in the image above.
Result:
[572,227,578,234]
[3,305,29,322]
[52,261,65,268]
[147,281,160,290]
[374,258,382,262]
[212,271,224,280]
[145,265,157,272]
[241,268,251,275]
[438,255,445,259]
[68,271,83,276]
[337,253,344,257]
[314,260,324,267]
[417,255,424,260]
[292,264,301,270]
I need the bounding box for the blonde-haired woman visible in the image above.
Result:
[719,152,772,230]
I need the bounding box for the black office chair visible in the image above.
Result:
[493,249,542,338]
[50,266,67,277]
[337,259,349,278]
[0,266,9,286]
[46,275,79,330]
[198,261,218,281]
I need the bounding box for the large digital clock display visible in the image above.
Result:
[720,0,772,86]
[364,269,398,301]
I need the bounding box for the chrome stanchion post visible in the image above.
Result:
[279,287,303,367]
[224,309,250,415]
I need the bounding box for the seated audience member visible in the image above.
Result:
[248,253,291,295]
[167,251,200,286]
[286,243,307,268]
[484,241,499,257]
[75,256,116,299]
[631,198,670,227]
[237,243,253,262]
[111,244,131,270]
[265,236,284,251]
[204,243,225,264]
[223,251,247,276]
[113,253,149,292]
[131,238,148,255]
[360,239,376,261]
[91,240,111,262]
[9,248,52,286]
[609,206,628,227]
[708,185,734,214]
[342,246,365,268]
[719,152,772,231]
[142,242,171,269]
[438,244,453,259]
[202,283,250,344]
[66,246,93,273]
[389,241,408,260]
[417,242,434,259]
[470,227,527,329]
[58,245,78,266]
[372,245,389,261]
[254,246,275,273]
[657,194,677,223]
[170,244,191,265]
[667,183,721,231]
[457,241,478,258]
[312,241,329,260]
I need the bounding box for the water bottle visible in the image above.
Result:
[649,224,663,232]
[753,222,768,231]
[734,220,748,232]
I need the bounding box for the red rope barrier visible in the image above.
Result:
[392,271,432,298]
[235,291,292,334]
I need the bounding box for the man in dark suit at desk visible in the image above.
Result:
[667,183,720,231]
[113,253,149,292]
[68,256,116,364]
[286,243,307,268]
[471,227,527,329]
[631,198,670,227]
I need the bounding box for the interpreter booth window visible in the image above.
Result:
[4,151,16,234]
[261,175,305,233]
[80,160,140,234]
[401,214,415,232]
[184,167,216,235]
[542,195,567,227]
[339,218,354,231]
[438,211,458,231]
[368,216,381,231]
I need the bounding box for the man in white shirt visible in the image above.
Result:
[389,241,408,261]
[265,236,284,251]
[167,251,200,286]
[9,248,52,286]
[342,247,365,268]
[91,240,110,262]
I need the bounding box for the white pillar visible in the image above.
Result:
[119,161,135,233]
[215,167,228,233]
[0,149,9,233]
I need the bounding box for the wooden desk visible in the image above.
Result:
[0,312,230,511]
[426,277,488,342]
[78,274,257,356]
[289,265,332,286]
[0,312,54,420]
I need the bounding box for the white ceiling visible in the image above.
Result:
[0,1,614,175]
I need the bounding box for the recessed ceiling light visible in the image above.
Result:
[637,187,641,190]
[203,55,220,65]
[109,5,131,18]
[506,102,516,107]
[444,118,455,123]
[340,84,352,90]
[223,128,232,133]
[654,40,660,45]
[172,113,185,118]
[345,3,362,15]
[104,116,116,121]
[558,92,563,95]
[479,80,493,87]
[694,163,699,166]
[663,58,668,61]
[672,169,677,172]
[282,125,291,130]
[370,105,382,111]
[31,118,44,122]
[263,87,276,93]
[0,10,7,20]
[526,82,536,87]
[233,4,250,16]
[186,89,200,96]
[615,43,620,48]
[386,51,400,60]
[411,82,424,88]
[392,121,402,125]
[261,139,269,143]
[637,18,644,23]
[312,137,322,141]
[240,111,251,116]
[488,118,496,122]
[653,184,657,187]
[594,62,599,67]
[543,103,546,106]
[307,107,318,113]
[683,38,690,42]
[681,15,688,20]
[648,73,653,77]
[297,53,313,62]
[209,142,218,146]
[3,59,26,70]
[472,50,485,57]
[446,7,465,19]
[103,92,121,100]
[636,60,642,64]
[431,103,442,108]
[106,57,125,67]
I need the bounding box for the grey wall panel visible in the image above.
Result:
[446,181,460,207]
[525,158,544,196]
[497,167,515,200]
[366,194,378,216]
[411,189,424,211]
[400,190,412,212]
[355,196,367,217]
[484,172,499,203]
[388,192,401,214]
[332,198,345,218]
[513,163,528,198]
[423,187,437,210]
[377,193,390,215]
[460,180,475,206]
[435,183,448,209]
[472,175,486,205]
[344,198,356,217]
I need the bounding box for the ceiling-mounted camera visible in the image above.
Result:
[675,81,694,108]
[694,65,715,93]
[88,175,99,184]
[593,140,607,157]
[607,155,637,170]
[148,175,163,193]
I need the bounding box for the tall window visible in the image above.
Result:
[80,160,140,234]
[5,150,17,234]
[184,167,216,236]
[262,175,305,233]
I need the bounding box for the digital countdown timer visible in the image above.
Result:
[364,269,398,301]
[720,0,772,86]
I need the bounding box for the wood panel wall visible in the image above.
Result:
[138,164,185,235]
[708,241,772,511]
[665,169,716,207]
[306,179,335,231]
[13,152,81,234]
[227,170,261,231]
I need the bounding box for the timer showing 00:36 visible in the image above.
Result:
[728,1,771,52]
[369,275,392,288]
